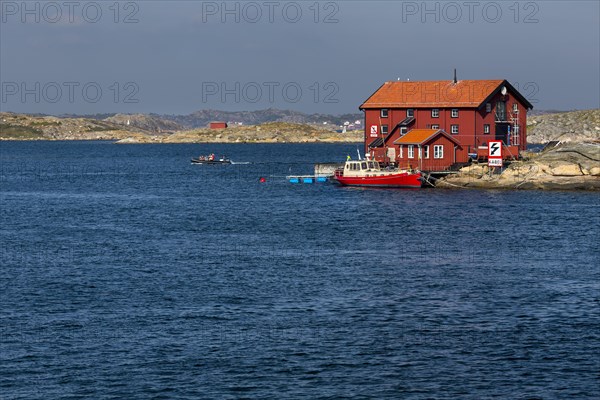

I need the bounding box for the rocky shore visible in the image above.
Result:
[527,109,600,144]
[437,142,600,190]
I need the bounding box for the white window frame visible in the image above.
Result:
[431,109,439,118]
[424,145,430,159]
[486,103,492,113]
[434,145,444,159]
[451,125,459,134]
[400,127,408,135]
[399,145,403,158]
[484,124,490,134]
[513,103,519,114]
[451,109,459,118]
[431,124,440,130]
[381,125,388,135]
[381,109,389,118]
[408,145,414,159]
[407,109,414,118]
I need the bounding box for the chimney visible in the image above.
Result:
[453,68,458,84]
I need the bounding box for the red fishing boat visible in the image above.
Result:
[333,159,422,188]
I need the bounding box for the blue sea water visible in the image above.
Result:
[1,141,599,399]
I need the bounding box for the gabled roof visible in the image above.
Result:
[393,129,462,147]
[360,79,533,110]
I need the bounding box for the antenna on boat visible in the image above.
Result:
[357,148,362,161]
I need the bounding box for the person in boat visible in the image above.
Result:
[209,154,215,161]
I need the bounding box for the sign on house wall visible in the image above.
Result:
[370,125,378,137]
[488,141,503,167]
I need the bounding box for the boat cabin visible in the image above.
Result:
[344,160,382,174]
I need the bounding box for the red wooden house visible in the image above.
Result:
[359,78,533,171]
[393,129,462,171]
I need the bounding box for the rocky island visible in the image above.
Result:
[0,112,362,143]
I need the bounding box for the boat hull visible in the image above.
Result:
[191,158,232,165]
[334,172,422,188]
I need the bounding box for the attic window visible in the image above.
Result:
[513,103,519,114]
[486,103,492,113]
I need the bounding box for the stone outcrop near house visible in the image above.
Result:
[437,142,600,190]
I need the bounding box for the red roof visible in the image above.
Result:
[360,80,505,109]
[393,129,461,146]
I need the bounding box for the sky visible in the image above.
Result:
[1,0,599,115]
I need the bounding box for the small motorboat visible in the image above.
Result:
[333,159,421,188]
[191,154,232,165]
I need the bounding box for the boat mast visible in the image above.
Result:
[378,113,388,165]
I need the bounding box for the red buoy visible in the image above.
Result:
[259,177,267,183]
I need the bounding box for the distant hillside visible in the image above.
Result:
[24,108,364,132]
[527,109,600,144]
[104,113,183,133]
[527,109,572,117]
[116,122,362,144]
[161,108,363,129]
[0,112,362,143]
[0,112,140,140]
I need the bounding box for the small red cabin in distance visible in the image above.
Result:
[359,77,534,171]
[209,121,228,129]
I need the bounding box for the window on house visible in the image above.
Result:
[496,101,506,121]
[434,145,444,159]
[381,125,388,135]
[424,145,430,159]
[400,127,408,135]
[381,109,388,118]
[399,145,403,158]
[451,125,459,134]
[451,109,459,118]
[513,103,519,114]
[484,124,490,134]
[418,147,422,159]
[486,103,492,113]
[431,124,440,130]
[431,109,439,118]
[408,145,414,159]
[407,109,414,118]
